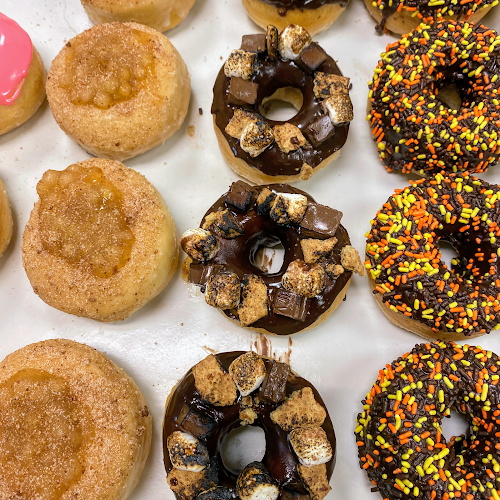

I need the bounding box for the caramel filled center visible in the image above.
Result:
[38,164,135,278]
[0,369,86,499]
[61,25,154,109]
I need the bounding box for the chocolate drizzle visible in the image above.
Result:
[262,0,348,12]
[212,46,349,178]
[187,184,352,335]
[163,352,336,500]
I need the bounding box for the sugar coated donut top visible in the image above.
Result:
[368,20,500,176]
[356,341,500,500]
[366,172,500,337]
[0,13,33,106]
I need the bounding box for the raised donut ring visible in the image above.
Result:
[212,24,353,184]
[163,351,335,500]
[366,172,500,341]
[0,339,151,500]
[368,20,500,177]
[356,341,500,500]
[242,0,348,36]
[181,182,365,335]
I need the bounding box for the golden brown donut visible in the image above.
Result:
[0,338,152,500]
[80,0,197,32]
[242,0,347,36]
[46,22,190,161]
[363,0,496,35]
[0,13,46,136]
[0,178,13,259]
[22,158,179,322]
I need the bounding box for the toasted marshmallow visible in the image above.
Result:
[278,25,311,61]
[270,193,308,225]
[266,25,279,61]
[181,228,219,263]
[224,50,257,80]
[273,123,307,153]
[205,272,241,309]
[226,109,260,139]
[203,209,244,239]
[282,260,325,298]
[256,188,276,216]
[167,431,210,472]
[341,245,366,276]
[321,94,353,125]
[313,72,350,99]
[238,275,269,327]
[237,462,280,500]
[240,120,274,157]
[197,487,237,500]
[290,426,332,467]
[229,351,266,396]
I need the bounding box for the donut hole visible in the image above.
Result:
[260,87,304,121]
[440,409,469,442]
[249,234,286,274]
[220,426,266,474]
[436,83,462,111]
[438,240,460,272]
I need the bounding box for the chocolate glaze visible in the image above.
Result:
[163,352,336,500]
[212,48,349,178]
[262,0,348,11]
[190,184,352,335]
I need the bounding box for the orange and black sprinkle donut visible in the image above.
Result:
[356,341,500,500]
[368,20,500,176]
[366,172,500,337]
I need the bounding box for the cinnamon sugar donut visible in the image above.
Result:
[0,338,152,500]
[0,13,46,136]
[0,178,13,259]
[46,22,190,161]
[80,0,197,32]
[242,0,348,36]
[22,158,179,322]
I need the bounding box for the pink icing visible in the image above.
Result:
[0,13,33,106]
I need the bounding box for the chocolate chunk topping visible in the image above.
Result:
[228,77,259,106]
[304,115,335,147]
[241,34,267,53]
[300,203,343,239]
[178,404,215,440]
[272,289,309,321]
[259,359,292,403]
[296,43,327,73]
[225,180,255,211]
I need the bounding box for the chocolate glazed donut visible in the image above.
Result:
[241,1,349,36]
[163,352,336,500]
[181,182,366,335]
[212,25,353,184]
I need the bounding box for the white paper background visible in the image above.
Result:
[2,0,500,498]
